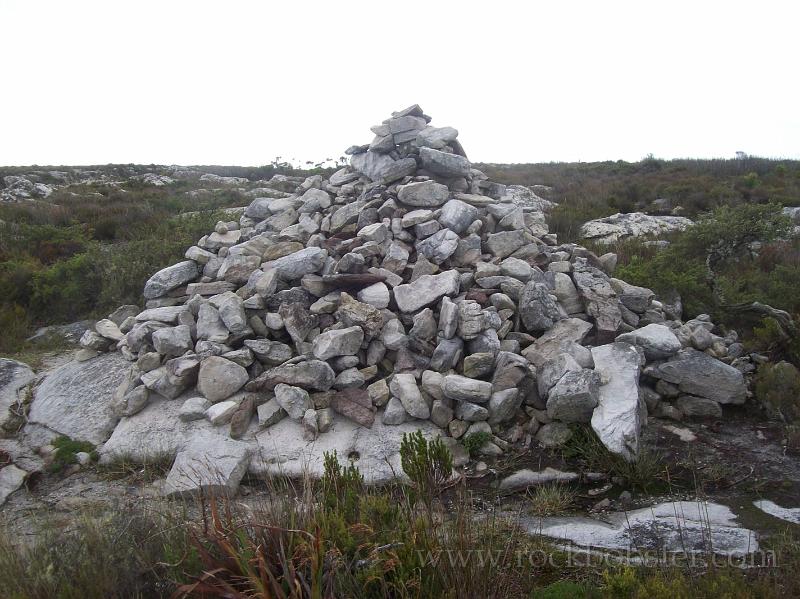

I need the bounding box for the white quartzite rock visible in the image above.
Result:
[590,342,643,461]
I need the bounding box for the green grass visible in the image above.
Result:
[96,451,175,483]
[562,425,667,493]
[0,457,798,598]
[528,483,576,517]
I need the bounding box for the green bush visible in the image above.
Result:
[29,252,102,324]
[400,430,453,509]
[755,362,800,423]
[0,304,31,354]
[615,251,711,319]
[321,450,363,519]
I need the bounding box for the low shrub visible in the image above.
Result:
[48,435,96,473]
[462,431,492,457]
[754,361,800,423]
[400,430,453,511]
[0,506,193,599]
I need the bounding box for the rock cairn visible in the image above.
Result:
[81,105,753,462]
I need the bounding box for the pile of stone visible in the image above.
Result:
[1,175,54,202]
[79,105,751,469]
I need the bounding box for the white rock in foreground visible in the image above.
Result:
[525,500,758,555]
[590,342,643,461]
[753,500,800,525]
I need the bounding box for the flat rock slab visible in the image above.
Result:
[27,353,130,446]
[753,500,800,525]
[251,414,441,484]
[163,438,252,497]
[524,500,759,556]
[100,394,258,464]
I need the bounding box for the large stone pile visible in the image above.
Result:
[74,105,752,489]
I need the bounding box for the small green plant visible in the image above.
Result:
[321,450,363,519]
[400,431,453,509]
[48,435,96,473]
[462,431,492,457]
[528,483,576,517]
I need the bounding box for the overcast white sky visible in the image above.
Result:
[1,0,798,166]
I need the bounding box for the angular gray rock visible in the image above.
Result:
[389,374,430,419]
[438,199,478,234]
[546,369,601,423]
[416,229,459,263]
[675,395,723,418]
[254,360,335,391]
[572,258,622,342]
[274,384,312,420]
[488,388,522,424]
[382,396,408,425]
[271,247,327,280]
[655,349,746,404]
[522,318,593,368]
[580,212,693,244]
[0,465,27,506]
[397,180,450,207]
[312,326,364,360]
[393,270,460,313]
[164,438,251,497]
[179,396,212,422]
[243,340,292,366]
[197,357,249,402]
[616,324,681,360]
[0,359,35,433]
[151,325,193,357]
[519,281,565,332]
[144,260,200,299]
[443,375,492,403]
[537,353,582,399]
[351,150,396,181]
[419,147,470,177]
[257,399,286,427]
[357,282,390,309]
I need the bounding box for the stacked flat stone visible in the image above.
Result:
[82,105,753,462]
